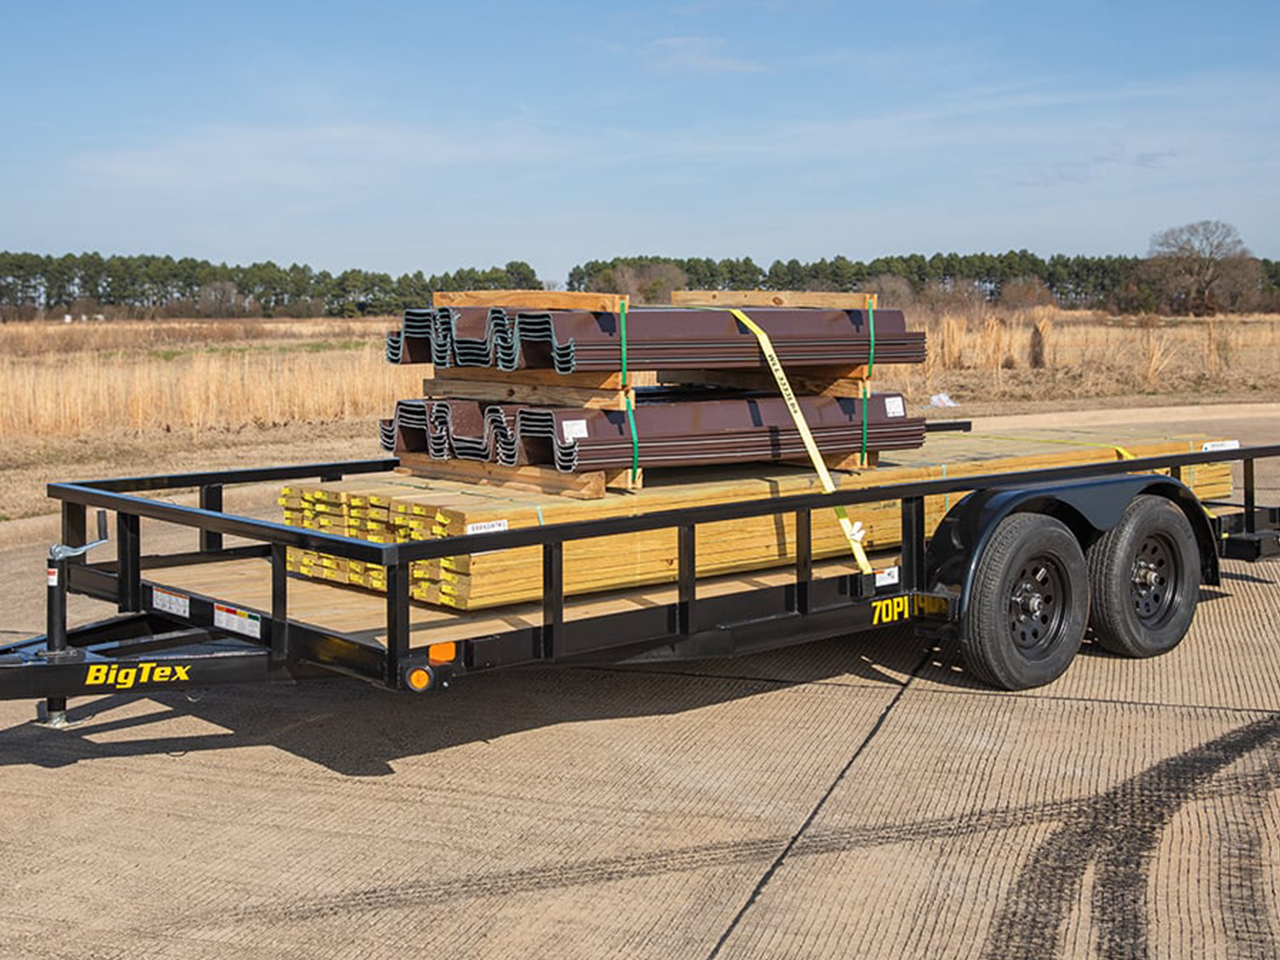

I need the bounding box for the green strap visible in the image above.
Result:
[859,301,875,467]
[625,393,640,481]
[619,298,629,384]
[619,299,640,481]
[860,384,869,466]
[866,302,876,377]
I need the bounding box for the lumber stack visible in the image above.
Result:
[281,433,1234,611]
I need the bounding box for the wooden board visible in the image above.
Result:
[424,366,660,389]
[660,367,869,397]
[433,290,627,313]
[396,452,642,498]
[422,375,635,411]
[671,290,878,310]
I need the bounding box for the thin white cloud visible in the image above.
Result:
[644,36,763,74]
[71,121,566,195]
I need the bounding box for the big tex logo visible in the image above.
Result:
[85,661,191,690]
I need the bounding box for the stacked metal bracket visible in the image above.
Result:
[386,306,925,372]
[381,394,925,470]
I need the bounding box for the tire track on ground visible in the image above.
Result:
[983,715,1280,960]
[144,763,1280,939]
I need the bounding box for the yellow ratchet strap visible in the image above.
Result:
[726,308,873,575]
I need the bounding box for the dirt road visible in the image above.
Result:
[0,407,1277,959]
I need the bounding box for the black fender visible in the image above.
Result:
[925,474,1219,639]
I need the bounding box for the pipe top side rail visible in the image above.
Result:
[44,445,1280,565]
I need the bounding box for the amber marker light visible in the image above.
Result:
[405,666,433,692]
[428,642,457,664]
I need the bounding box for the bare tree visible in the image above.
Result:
[1147,220,1254,315]
[863,273,914,308]
[608,263,688,304]
[999,276,1056,310]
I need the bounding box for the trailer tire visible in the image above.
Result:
[964,513,1088,690]
[1086,495,1200,658]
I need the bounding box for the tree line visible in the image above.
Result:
[569,223,1278,315]
[0,253,541,321]
[2,222,1275,320]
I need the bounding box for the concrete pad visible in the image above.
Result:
[0,669,899,958]
[0,406,1278,958]
[718,695,1280,959]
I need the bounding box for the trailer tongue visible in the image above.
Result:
[3,445,1279,727]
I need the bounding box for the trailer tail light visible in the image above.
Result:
[405,666,434,693]
[428,642,457,665]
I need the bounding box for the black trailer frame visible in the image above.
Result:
[3,445,1279,718]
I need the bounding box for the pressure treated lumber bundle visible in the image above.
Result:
[282,432,1234,610]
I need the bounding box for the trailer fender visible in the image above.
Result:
[925,475,1219,639]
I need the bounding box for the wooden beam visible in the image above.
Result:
[425,366,660,389]
[433,290,628,313]
[423,376,635,411]
[657,366,870,398]
[396,453,609,500]
[670,290,878,310]
[785,451,879,471]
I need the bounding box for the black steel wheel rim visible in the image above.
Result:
[1007,554,1068,658]
[1130,532,1182,627]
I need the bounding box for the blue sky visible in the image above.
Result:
[2,0,1277,283]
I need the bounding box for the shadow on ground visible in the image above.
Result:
[0,625,960,775]
[5,576,1260,776]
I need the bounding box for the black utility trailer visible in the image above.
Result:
[4,446,1279,726]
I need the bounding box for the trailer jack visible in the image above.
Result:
[36,511,108,728]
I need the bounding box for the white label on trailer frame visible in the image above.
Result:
[214,603,262,639]
[152,587,190,618]
[1202,439,1240,452]
[561,419,589,441]
[47,567,58,587]
[884,396,906,418]
[875,565,901,587]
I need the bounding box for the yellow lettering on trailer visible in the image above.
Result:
[913,595,950,617]
[873,595,938,626]
[84,661,193,690]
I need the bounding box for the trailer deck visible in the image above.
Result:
[145,553,874,651]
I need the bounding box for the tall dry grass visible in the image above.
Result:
[3,311,1279,442]
[0,340,417,438]
[0,316,395,357]
[876,306,1280,401]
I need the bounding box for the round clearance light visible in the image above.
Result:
[405,666,433,693]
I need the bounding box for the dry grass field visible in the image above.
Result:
[0,316,420,522]
[0,308,1277,522]
[876,306,1280,404]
